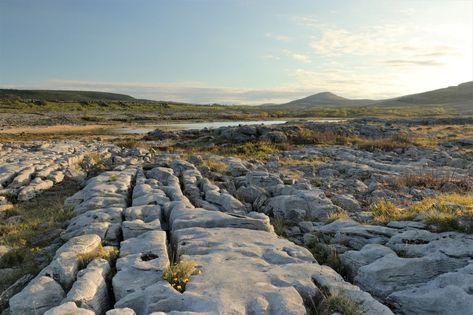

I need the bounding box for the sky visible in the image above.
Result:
[0,0,472,104]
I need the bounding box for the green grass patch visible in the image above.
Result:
[0,180,80,291]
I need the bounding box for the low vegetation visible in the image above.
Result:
[163,260,199,293]
[217,141,281,160]
[370,199,410,224]
[371,194,473,233]
[77,245,119,270]
[203,160,229,174]
[390,170,472,192]
[289,128,351,146]
[410,194,473,233]
[355,134,413,152]
[278,157,327,166]
[318,294,360,315]
[272,216,288,237]
[326,210,351,223]
[0,180,80,291]
[306,240,347,278]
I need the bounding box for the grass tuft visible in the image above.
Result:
[326,210,351,223]
[318,294,360,315]
[163,260,199,293]
[203,160,229,173]
[370,199,412,224]
[77,245,119,270]
[306,240,347,278]
[271,216,288,237]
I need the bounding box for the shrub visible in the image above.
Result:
[163,260,199,293]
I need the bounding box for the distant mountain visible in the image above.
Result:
[264,81,472,109]
[0,89,136,102]
[263,91,375,109]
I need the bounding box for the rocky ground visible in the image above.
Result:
[2,119,473,314]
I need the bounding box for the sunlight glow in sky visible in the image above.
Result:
[0,0,472,104]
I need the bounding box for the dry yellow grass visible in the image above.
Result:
[370,194,473,233]
[203,160,229,173]
[77,245,119,269]
[0,124,109,135]
[326,210,351,223]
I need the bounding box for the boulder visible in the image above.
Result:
[264,190,338,221]
[10,276,65,315]
[331,194,361,212]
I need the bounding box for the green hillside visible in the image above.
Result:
[0,89,136,102]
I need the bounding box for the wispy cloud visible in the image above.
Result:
[383,59,443,67]
[283,50,311,63]
[261,54,280,61]
[265,32,291,42]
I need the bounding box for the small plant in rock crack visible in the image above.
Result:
[163,260,199,293]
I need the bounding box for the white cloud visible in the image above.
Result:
[265,33,291,42]
[283,50,311,63]
[261,54,280,61]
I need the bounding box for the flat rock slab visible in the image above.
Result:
[153,227,391,315]
[169,206,273,232]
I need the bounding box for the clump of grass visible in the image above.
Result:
[326,210,351,223]
[318,294,360,315]
[217,141,279,160]
[369,194,473,233]
[370,199,412,224]
[408,194,473,233]
[77,245,119,270]
[163,260,199,293]
[203,160,229,174]
[306,240,347,278]
[271,216,288,237]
